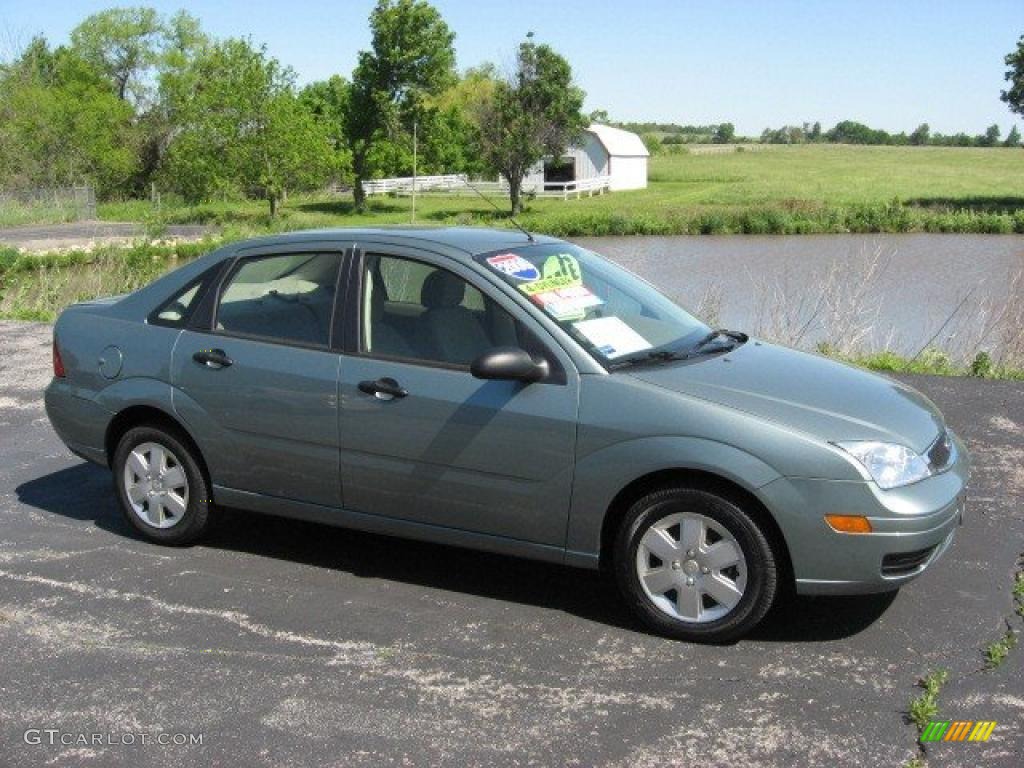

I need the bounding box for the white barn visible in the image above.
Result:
[523,123,649,192]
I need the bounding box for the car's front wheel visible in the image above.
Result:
[113,424,211,545]
[613,487,778,642]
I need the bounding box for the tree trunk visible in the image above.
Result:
[352,147,368,212]
[269,194,279,218]
[353,178,366,211]
[509,177,522,216]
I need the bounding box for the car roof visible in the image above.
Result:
[227,226,563,261]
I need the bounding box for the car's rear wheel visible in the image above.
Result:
[613,487,777,642]
[113,424,211,545]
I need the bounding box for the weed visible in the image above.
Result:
[908,669,948,732]
[984,627,1018,669]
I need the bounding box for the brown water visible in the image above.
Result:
[577,234,1024,358]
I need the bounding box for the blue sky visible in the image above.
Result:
[2,0,1021,136]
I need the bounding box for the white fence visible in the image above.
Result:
[361,174,611,200]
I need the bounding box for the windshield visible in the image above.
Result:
[476,243,710,367]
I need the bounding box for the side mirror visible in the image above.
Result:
[470,346,550,383]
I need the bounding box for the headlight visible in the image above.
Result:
[835,441,932,489]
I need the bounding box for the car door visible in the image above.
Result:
[337,244,580,547]
[170,244,347,508]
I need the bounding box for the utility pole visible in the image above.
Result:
[411,120,417,224]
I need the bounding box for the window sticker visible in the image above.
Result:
[572,316,652,359]
[519,273,581,296]
[486,253,540,281]
[530,284,604,320]
[542,253,582,282]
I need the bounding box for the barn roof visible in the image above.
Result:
[587,123,650,157]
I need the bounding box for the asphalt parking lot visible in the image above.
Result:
[0,319,1021,767]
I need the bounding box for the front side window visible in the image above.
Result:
[361,253,529,367]
[476,244,709,366]
[215,252,340,346]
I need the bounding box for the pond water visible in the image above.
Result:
[576,234,1024,359]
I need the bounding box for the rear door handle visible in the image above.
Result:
[192,349,233,369]
[358,377,408,400]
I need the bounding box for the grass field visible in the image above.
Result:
[91,144,1024,236]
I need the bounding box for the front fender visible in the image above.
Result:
[565,436,782,566]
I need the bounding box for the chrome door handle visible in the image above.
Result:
[358,377,408,400]
[192,349,233,369]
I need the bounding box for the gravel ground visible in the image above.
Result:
[0,320,1020,767]
[0,222,211,252]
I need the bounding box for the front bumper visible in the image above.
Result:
[759,432,969,595]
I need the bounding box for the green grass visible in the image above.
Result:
[87,145,1024,237]
[908,669,949,732]
[983,628,1017,669]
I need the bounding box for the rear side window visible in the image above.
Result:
[151,279,206,327]
[215,252,341,347]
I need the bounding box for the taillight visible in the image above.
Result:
[52,338,66,378]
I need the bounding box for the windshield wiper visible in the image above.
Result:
[687,328,747,357]
[607,348,689,370]
[607,330,748,371]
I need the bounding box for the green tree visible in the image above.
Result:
[161,38,337,216]
[910,123,930,145]
[300,75,353,180]
[641,133,663,155]
[712,122,735,144]
[0,37,137,194]
[1001,34,1024,116]
[476,36,587,214]
[345,0,456,210]
[1005,125,1022,147]
[69,6,164,101]
[980,123,1001,146]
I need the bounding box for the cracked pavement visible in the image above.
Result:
[0,320,1021,766]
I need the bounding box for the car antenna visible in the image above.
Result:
[462,177,535,242]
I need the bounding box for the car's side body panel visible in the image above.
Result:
[336,240,582,546]
[170,331,343,507]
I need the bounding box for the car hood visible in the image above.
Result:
[629,341,944,452]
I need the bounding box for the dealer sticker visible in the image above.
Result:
[486,253,540,281]
[530,284,604,320]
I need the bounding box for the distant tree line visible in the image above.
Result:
[0,2,586,214]
[593,115,1022,152]
[759,120,1020,147]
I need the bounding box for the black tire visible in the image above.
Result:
[112,424,212,546]
[613,487,778,643]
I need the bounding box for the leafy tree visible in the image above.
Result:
[476,36,587,214]
[588,108,610,123]
[345,0,456,209]
[809,121,822,142]
[161,38,337,215]
[1001,34,1024,116]
[0,37,137,194]
[980,123,1001,146]
[1005,125,1022,147]
[712,122,735,144]
[300,75,353,179]
[910,123,930,145]
[69,6,164,101]
[641,133,663,155]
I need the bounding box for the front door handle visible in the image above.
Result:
[192,349,233,369]
[358,377,408,400]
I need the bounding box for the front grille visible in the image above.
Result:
[882,546,936,576]
[926,430,954,471]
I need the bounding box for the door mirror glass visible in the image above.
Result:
[470,347,550,383]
